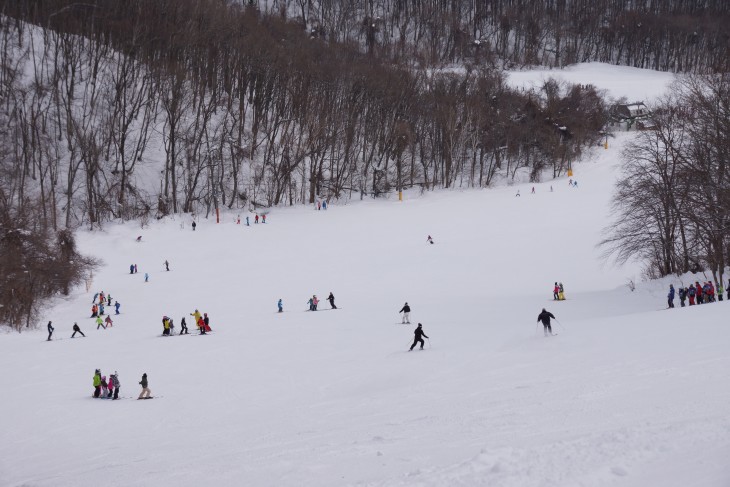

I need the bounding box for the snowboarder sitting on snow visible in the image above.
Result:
[72,322,85,338]
[93,369,102,398]
[328,292,337,309]
[409,323,429,351]
[138,373,151,400]
[47,321,54,341]
[537,308,556,337]
[399,302,411,324]
[667,284,675,308]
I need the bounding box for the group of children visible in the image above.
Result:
[669,280,726,308]
[91,370,152,400]
[304,293,336,311]
[90,291,121,330]
[161,309,213,336]
[92,369,121,400]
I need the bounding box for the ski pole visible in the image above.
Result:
[556,319,566,331]
[535,321,539,335]
[427,338,432,349]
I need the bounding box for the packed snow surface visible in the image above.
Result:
[506,62,677,101]
[2,138,730,485]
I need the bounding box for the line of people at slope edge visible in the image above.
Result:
[668,280,727,308]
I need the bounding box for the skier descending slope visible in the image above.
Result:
[327,293,337,309]
[409,323,429,351]
[537,308,556,337]
[71,322,85,338]
[399,302,411,324]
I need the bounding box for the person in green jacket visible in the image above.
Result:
[96,316,105,330]
[138,373,152,400]
[93,369,102,398]
[717,282,724,302]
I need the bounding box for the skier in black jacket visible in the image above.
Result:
[71,322,85,338]
[537,308,556,336]
[179,317,188,335]
[409,323,429,351]
[399,302,411,324]
[47,321,54,341]
[328,292,337,309]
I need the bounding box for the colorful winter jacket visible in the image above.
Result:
[93,373,101,387]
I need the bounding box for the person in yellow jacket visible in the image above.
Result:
[93,369,102,398]
[190,309,202,331]
[162,316,171,336]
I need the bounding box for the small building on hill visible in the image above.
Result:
[610,102,650,131]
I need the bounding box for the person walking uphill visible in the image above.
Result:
[409,324,429,351]
[399,302,411,324]
[47,321,54,341]
[138,373,152,399]
[537,308,556,337]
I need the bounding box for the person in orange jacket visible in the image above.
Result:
[197,316,207,335]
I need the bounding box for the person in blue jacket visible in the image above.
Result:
[667,284,675,309]
[115,301,121,314]
[278,299,283,313]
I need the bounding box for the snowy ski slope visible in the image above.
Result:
[1,66,729,487]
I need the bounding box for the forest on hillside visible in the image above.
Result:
[0,0,728,327]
